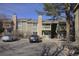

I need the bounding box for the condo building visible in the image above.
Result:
[0,14,66,39]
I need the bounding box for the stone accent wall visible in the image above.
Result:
[12,15,17,32]
[37,15,42,37]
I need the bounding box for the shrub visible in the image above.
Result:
[0,28,4,33]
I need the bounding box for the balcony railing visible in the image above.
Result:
[42,26,51,30]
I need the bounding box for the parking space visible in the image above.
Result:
[0,37,64,56]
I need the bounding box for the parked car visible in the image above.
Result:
[1,34,20,42]
[29,35,42,43]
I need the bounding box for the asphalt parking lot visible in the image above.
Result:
[0,38,66,56]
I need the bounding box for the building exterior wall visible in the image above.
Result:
[27,22,33,35]
[17,21,23,32]
[1,14,60,38]
[17,19,52,38]
[1,15,61,39]
[17,20,35,36]
[32,23,37,33]
[18,21,28,33]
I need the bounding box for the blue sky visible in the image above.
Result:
[0,3,51,20]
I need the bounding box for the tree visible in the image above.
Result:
[0,27,4,33]
[65,4,76,42]
[0,14,8,34]
[44,3,65,20]
[64,4,71,41]
[43,3,75,41]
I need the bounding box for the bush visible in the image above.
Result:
[0,28,4,33]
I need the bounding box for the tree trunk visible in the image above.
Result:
[66,18,71,43]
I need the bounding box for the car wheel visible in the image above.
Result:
[3,40,6,42]
[3,40,7,42]
[29,40,32,43]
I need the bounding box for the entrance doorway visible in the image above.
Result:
[51,23,57,38]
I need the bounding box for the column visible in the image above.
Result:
[37,15,42,37]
